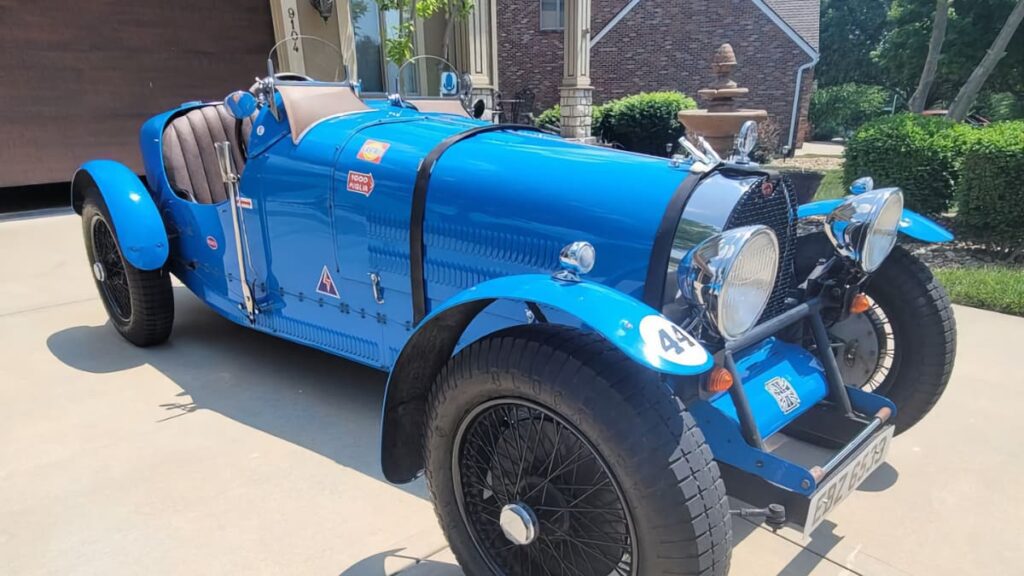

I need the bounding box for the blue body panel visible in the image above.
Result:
[120,93,906,494]
[712,338,829,438]
[799,198,955,243]
[72,160,169,270]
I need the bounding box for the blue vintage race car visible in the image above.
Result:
[72,39,956,576]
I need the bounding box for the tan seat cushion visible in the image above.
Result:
[162,105,252,205]
[278,85,370,143]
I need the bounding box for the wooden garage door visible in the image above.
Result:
[0,1,275,187]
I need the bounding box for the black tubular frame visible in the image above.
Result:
[410,124,546,324]
[723,297,856,450]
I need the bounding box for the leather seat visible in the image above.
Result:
[162,105,253,204]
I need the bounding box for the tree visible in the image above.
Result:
[875,0,1024,104]
[909,0,951,112]
[818,0,890,87]
[379,0,474,65]
[947,0,1024,120]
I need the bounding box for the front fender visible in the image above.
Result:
[71,160,169,270]
[380,274,713,483]
[798,199,954,243]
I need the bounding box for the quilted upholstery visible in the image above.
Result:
[162,105,253,204]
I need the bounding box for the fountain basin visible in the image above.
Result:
[678,109,768,156]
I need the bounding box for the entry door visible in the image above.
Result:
[240,140,387,369]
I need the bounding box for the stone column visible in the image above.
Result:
[559,0,593,141]
[455,0,499,109]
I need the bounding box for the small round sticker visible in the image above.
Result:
[639,315,709,367]
[256,125,265,137]
[206,236,219,250]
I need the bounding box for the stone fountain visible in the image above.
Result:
[678,43,767,155]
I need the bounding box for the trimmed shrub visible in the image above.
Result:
[809,83,890,141]
[597,91,697,157]
[535,104,604,136]
[956,122,1024,245]
[843,114,974,216]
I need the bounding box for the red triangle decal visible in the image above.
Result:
[316,266,340,298]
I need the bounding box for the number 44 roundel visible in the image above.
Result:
[638,315,709,367]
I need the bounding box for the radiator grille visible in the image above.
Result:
[723,175,798,321]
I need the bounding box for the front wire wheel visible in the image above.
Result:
[424,325,732,576]
[830,245,956,432]
[455,399,637,575]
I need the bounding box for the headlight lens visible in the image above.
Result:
[826,188,903,273]
[679,225,779,340]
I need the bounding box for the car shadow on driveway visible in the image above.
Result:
[46,287,429,500]
[44,288,893,576]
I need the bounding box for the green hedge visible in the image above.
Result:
[535,104,604,137]
[597,91,697,157]
[955,122,1024,244]
[809,83,891,141]
[843,114,974,216]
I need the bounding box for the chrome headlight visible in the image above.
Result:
[825,188,903,273]
[678,225,779,340]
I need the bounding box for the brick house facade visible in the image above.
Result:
[496,0,819,151]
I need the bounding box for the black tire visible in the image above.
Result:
[854,245,956,432]
[424,325,732,576]
[82,196,174,347]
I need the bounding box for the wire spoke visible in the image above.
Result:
[454,399,636,576]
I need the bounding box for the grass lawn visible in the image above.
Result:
[935,267,1024,317]
[814,169,847,201]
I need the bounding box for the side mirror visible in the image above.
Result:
[224,90,258,120]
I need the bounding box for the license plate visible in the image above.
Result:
[804,425,894,537]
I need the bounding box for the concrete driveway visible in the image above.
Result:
[2,213,1021,576]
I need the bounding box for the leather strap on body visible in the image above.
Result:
[642,171,707,309]
[410,124,546,324]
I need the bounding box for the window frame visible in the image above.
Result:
[539,0,564,31]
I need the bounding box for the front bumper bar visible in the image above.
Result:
[688,297,898,531]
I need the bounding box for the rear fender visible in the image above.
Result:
[798,199,954,243]
[380,273,714,483]
[72,160,169,270]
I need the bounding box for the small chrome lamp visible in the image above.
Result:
[554,241,596,282]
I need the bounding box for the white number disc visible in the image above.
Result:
[639,315,709,367]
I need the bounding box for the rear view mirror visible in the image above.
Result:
[224,91,258,120]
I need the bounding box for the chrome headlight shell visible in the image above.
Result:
[678,225,779,340]
[825,188,904,273]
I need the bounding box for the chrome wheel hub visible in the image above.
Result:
[499,503,538,546]
[92,262,106,282]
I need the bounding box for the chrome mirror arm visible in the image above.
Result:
[678,137,711,164]
[697,136,723,164]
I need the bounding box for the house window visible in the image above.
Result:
[540,0,564,30]
[353,0,401,94]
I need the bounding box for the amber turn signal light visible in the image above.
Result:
[850,293,872,315]
[706,367,734,393]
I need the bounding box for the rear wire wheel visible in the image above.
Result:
[424,325,732,576]
[82,196,174,347]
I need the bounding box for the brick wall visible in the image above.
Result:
[496,0,816,149]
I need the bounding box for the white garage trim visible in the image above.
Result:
[591,0,642,47]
